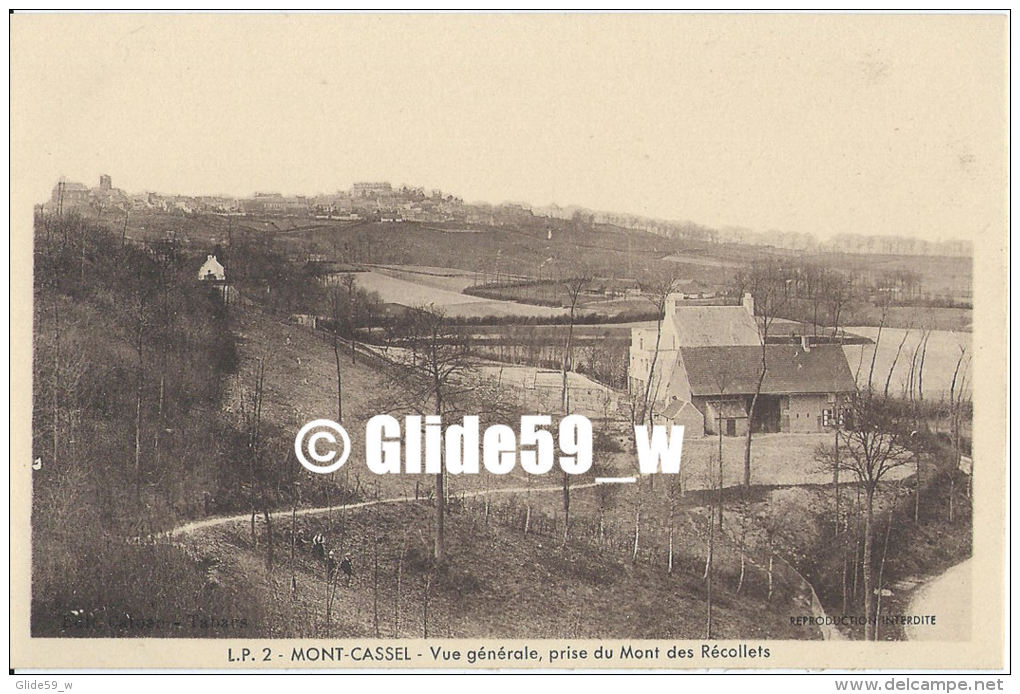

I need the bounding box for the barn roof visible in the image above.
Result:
[671,305,760,346]
[679,344,856,396]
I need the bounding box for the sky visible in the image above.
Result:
[11,13,1008,242]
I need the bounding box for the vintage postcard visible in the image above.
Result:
[9,12,1009,673]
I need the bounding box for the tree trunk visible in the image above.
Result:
[134,386,143,505]
[561,308,576,413]
[134,311,144,506]
[394,529,406,637]
[716,413,724,529]
[914,453,922,524]
[744,346,767,487]
[290,501,298,594]
[51,300,60,470]
[863,487,876,640]
[875,508,893,639]
[372,537,380,637]
[153,372,165,466]
[639,318,665,425]
[833,418,841,535]
[333,340,343,423]
[422,575,431,637]
[632,510,641,561]
[561,471,570,546]
[948,475,955,523]
[434,471,445,561]
[667,499,675,575]
[705,509,714,637]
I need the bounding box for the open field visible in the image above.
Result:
[348,269,568,318]
[352,270,489,306]
[843,327,972,399]
[839,305,972,332]
[366,264,492,293]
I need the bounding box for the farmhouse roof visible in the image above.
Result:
[671,305,760,346]
[661,399,701,419]
[679,344,856,396]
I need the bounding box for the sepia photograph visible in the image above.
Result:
[8,11,1009,676]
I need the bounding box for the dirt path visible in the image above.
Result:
[905,559,971,641]
[164,480,603,538]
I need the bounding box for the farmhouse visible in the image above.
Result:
[198,254,226,281]
[630,292,857,435]
[671,343,856,436]
[628,292,759,397]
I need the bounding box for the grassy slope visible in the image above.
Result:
[192,500,818,639]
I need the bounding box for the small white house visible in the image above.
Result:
[198,254,226,281]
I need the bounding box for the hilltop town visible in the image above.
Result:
[39,175,973,258]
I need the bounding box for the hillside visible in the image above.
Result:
[143,498,819,640]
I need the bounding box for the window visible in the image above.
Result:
[822,408,833,427]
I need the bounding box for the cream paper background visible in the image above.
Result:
[9,12,1008,670]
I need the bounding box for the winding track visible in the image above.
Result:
[155,478,842,641]
[162,480,603,538]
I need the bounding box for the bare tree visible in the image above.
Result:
[825,271,855,339]
[816,393,911,640]
[326,284,348,422]
[756,498,793,603]
[916,329,932,402]
[554,266,593,545]
[128,259,158,506]
[637,267,683,425]
[701,455,717,638]
[392,304,475,561]
[238,353,273,569]
[734,261,789,488]
[884,326,913,398]
[559,266,593,411]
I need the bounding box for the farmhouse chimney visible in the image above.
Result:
[742,292,755,316]
[665,291,682,317]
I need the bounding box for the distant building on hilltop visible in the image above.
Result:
[198,254,226,281]
[351,182,393,197]
[50,179,90,210]
[45,175,129,214]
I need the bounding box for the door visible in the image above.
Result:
[726,419,737,437]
